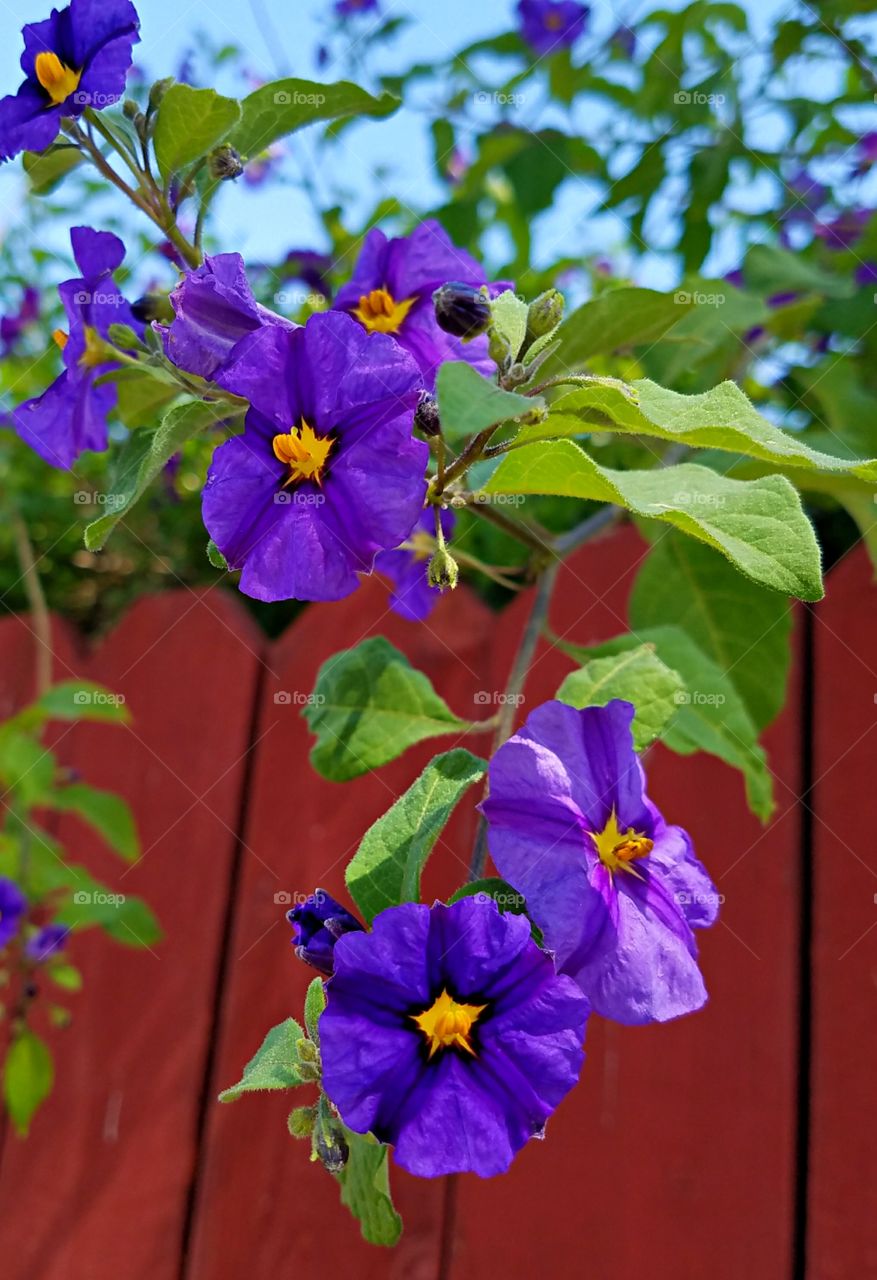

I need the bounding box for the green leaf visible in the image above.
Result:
[538,378,877,483]
[555,645,684,750]
[153,84,242,183]
[55,883,161,948]
[448,877,543,943]
[31,681,130,725]
[346,749,486,923]
[485,444,823,600]
[304,977,326,1045]
[48,783,139,862]
[304,637,470,782]
[563,628,773,820]
[219,1018,308,1102]
[743,243,853,299]
[539,287,693,376]
[435,362,542,444]
[48,962,82,992]
[336,1129,402,1247]
[490,289,529,361]
[23,143,84,194]
[230,79,398,158]
[0,728,55,806]
[4,1030,53,1135]
[629,534,792,730]
[206,539,228,570]
[84,398,238,551]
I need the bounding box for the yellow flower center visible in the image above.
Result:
[272,420,334,487]
[353,287,416,335]
[411,988,487,1059]
[34,51,82,106]
[78,326,109,369]
[545,11,565,30]
[589,808,653,878]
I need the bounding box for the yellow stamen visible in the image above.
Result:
[589,808,653,878]
[352,286,416,335]
[411,988,487,1059]
[52,328,69,351]
[272,420,334,487]
[79,326,108,369]
[34,51,82,106]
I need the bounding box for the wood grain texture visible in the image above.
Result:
[808,547,877,1280]
[184,575,493,1280]
[0,588,264,1280]
[449,527,801,1280]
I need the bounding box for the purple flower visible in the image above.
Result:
[320,897,588,1177]
[335,0,379,15]
[610,23,636,58]
[163,252,296,381]
[814,209,873,250]
[517,1,589,57]
[0,0,140,163]
[853,132,877,176]
[784,169,828,223]
[25,923,69,961]
[203,311,427,603]
[13,226,140,470]
[855,261,877,286]
[280,249,333,299]
[243,141,284,187]
[1,286,40,352]
[0,879,27,948]
[375,508,456,622]
[333,221,500,389]
[287,888,363,977]
[481,700,719,1026]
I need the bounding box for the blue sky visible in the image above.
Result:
[0,0,868,292]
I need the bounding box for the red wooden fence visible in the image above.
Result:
[0,529,873,1280]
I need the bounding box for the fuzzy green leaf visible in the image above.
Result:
[153,84,242,183]
[435,361,542,443]
[231,79,398,158]
[555,645,684,749]
[48,783,139,862]
[4,1030,53,1136]
[305,638,471,781]
[346,749,486,922]
[219,1019,308,1102]
[336,1129,402,1247]
[485,443,823,600]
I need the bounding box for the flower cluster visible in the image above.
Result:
[290,699,718,1178]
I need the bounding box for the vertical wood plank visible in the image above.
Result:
[185,576,492,1280]
[0,588,264,1280]
[808,546,877,1279]
[450,527,801,1280]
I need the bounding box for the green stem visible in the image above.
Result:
[12,513,52,698]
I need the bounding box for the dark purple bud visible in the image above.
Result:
[414,390,441,437]
[287,888,363,976]
[433,281,492,339]
[208,143,245,182]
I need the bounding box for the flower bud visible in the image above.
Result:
[526,289,564,341]
[427,545,459,591]
[148,77,174,112]
[131,293,175,325]
[123,99,140,120]
[433,282,491,339]
[107,323,144,352]
[314,1098,349,1173]
[414,391,441,437]
[208,143,245,182]
[288,1105,317,1139]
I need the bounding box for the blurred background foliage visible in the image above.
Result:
[1,0,876,635]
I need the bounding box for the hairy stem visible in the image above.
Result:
[12,513,52,698]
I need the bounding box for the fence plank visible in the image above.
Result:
[0,588,264,1280]
[185,575,493,1280]
[808,546,877,1279]
[449,527,801,1280]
